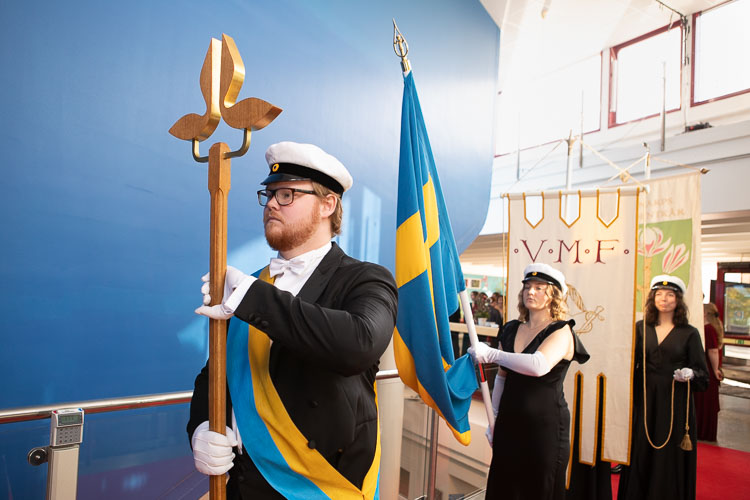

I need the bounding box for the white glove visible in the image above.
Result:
[194,266,255,320]
[673,367,694,382]
[191,421,238,476]
[231,409,243,455]
[485,373,504,447]
[468,342,499,364]
[468,343,551,377]
[491,373,505,418]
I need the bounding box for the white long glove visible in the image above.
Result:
[486,373,505,446]
[231,409,243,455]
[673,367,695,382]
[191,421,238,475]
[194,265,255,320]
[468,342,551,377]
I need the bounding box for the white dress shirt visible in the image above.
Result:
[270,241,332,296]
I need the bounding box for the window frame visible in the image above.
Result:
[493,52,603,158]
[690,2,750,107]
[608,21,684,128]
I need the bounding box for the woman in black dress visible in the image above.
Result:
[469,263,589,500]
[618,275,708,500]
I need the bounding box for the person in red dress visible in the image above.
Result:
[695,302,724,441]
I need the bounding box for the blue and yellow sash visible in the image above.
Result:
[226,266,381,499]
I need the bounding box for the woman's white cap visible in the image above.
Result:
[522,263,567,295]
[650,274,686,294]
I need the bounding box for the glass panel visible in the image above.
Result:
[496,54,601,154]
[694,0,750,103]
[400,389,433,499]
[613,27,681,123]
[724,282,750,335]
[0,419,49,499]
[77,405,202,498]
[0,405,202,500]
[434,394,491,499]
[400,387,491,499]
[3,389,494,500]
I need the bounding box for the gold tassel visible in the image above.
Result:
[680,378,692,451]
[680,431,693,451]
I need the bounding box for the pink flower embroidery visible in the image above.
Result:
[662,244,689,274]
[638,227,671,257]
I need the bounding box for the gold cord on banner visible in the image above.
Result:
[641,321,676,450]
[640,325,693,451]
[680,379,693,451]
[637,186,678,451]
[650,156,710,175]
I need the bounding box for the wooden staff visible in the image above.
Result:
[170,34,281,499]
[208,142,230,499]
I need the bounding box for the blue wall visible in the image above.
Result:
[0,0,498,495]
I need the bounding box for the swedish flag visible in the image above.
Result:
[394,71,478,445]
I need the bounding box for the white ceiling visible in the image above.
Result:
[481,0,723,84]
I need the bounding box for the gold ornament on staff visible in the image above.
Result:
[392,19,411,74]
[169,33,282,500]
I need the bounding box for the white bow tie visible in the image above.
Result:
[269,258,307,277]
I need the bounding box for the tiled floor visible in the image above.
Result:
[714,362,750,453]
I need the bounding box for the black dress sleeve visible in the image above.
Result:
[567,319,590,364]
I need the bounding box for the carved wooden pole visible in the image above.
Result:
[170,34,281,500]
[208,142,230,499]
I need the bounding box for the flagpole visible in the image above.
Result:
[393,19,495,438]
[459,290,496,434]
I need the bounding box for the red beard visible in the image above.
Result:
[264,206,321,252]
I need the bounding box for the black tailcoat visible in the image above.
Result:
[187,243,398,499]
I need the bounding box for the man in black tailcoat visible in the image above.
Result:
[187,141,398,499]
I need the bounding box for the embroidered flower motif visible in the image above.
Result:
[638,227,671,257]
[662,244,689,274]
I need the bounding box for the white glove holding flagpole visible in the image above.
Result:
[195,265,255,320]
[468,342,551,377]
[191,421,239,475]
[459,291,497,438]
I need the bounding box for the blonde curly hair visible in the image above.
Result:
[517,283,568,322]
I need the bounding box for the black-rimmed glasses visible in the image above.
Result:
[257,188,317,206]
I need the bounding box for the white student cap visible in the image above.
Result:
[522,263,568,295]
[263,141,353,195]
[650,274,686,294]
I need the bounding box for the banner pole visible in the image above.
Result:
[459,290,496,434]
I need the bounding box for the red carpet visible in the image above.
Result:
[611,442,750,499]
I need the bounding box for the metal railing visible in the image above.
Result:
[0,369,400,425]
[1,368,491,498]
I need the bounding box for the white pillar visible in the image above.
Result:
[377,338,404,499]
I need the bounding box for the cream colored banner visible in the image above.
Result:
[637,171,703,334]
[506,188,640,465]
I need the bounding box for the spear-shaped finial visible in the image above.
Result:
[393,19,411,74]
